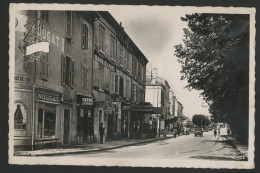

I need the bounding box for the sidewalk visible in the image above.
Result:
[215,135,248,159]
[14,134,174,156]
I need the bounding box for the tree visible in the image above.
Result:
[174,14,249,144]
[192,114,211,127]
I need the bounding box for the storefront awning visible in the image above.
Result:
[131,106,162,114]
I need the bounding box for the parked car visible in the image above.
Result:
[194,128,203,137]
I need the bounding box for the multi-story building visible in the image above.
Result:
[92,12,148,141]
[145,75,170,135]
[13,10,96,151]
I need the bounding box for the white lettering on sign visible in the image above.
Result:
[82,97,93,105]
[94,55,115,71]
[36,92,60,103]
[37,26,64,52]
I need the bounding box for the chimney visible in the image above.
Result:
[120,22,124,30]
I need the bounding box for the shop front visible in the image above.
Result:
[130,103,162,139]
[77,95,94,144]
[34,88,61,149]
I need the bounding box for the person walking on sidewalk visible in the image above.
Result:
[214,129,217,138]
[227,129,231,136]
[99,122,105,144]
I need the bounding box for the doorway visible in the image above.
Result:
[63,109,70,145]
[107,113,114,139]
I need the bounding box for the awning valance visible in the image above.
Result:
[131,106,162,114]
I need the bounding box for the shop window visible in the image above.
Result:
[14,104,26,129]
[99,25,105,52]
[66,11,72,38]
[40,53,48,79]
[82,66,88,90]
[37,104,56,138]
[110,36,116,60]
[81,22,89,49]
[61,56,74,87]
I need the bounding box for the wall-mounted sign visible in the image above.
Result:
[15,75,31,83]
[37,26,64,52]
[36,91,60,104]
[94,55,115,71]
[82,97,93,106]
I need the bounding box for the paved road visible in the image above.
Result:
[68,131,245,161]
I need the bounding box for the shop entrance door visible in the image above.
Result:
[107,114,114,139]
[63,109,70,145]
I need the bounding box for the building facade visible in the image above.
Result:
[14,10,96,151]
[145,76,170,136]
[91,12,148,142]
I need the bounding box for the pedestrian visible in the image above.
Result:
[214,129,217,138]
[227,129,230,136]
[173,129,177,138]
[99,122,105,144]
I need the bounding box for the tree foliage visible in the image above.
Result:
[192,114,211,127]
[174,14,249,143]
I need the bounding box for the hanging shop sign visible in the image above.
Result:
[26,42,49,56]
[36,91,60,104]
[37,26,64,52]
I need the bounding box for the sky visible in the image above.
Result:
[109,6,211,118]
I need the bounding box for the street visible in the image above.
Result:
[62,131,246,161]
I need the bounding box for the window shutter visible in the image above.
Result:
[86,68,88,90]
[115,74,119,94]
[70,60,74,87]
[61,55,65,85]
[123,78,126,98]
[86,25,89,49]
[110,72,115,93]
[81,23,84,48]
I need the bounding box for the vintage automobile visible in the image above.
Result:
[194,128,203,137]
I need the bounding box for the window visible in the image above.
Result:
[119,76,124,97]
[136,59,139,79]
[66,11,72,38]
[110,72,115,93]
[110,36,116,60]
[81,23,89,49]
[98,65,104,89]
[126,80,130,98]
[161,89,165,105]
[134,85,137,102]
[132,56,136,77]
[62,56,74,87]
[82,67,88,90]
[37,104,56,138]
[136,87,139,102]
[119,44,124,66]
[14,104,26,129]
[115,74,119,94]
[40,11,49,23]
[99,25,105,52]
[40,53,48,78]
[126,52,130,71]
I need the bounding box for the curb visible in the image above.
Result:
[15,136,174,157]
[228,137,248,160]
